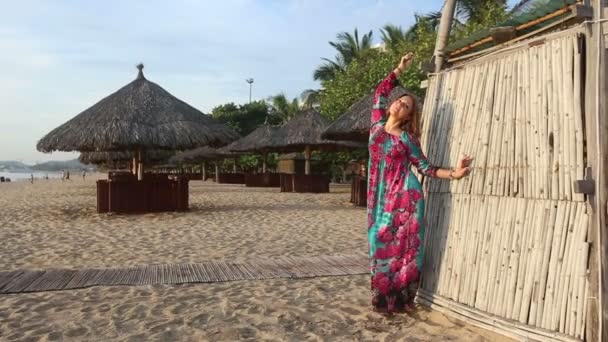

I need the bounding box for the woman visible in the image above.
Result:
[367,53,473,313]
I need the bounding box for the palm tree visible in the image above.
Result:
[313,28,374,82]
[380,24,409,51]
[403,12,443,42]
[300,89,323,110]
[455,0,507,24]
[268,93,300,123]
[397,0,506,43]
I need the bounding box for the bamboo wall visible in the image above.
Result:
[419,33,590,341]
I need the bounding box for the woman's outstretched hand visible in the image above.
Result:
[453,154,473,180]
[395,52,414,75]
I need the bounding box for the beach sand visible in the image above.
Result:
[0,175,514,341]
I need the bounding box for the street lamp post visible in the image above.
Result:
[245,78,254,103]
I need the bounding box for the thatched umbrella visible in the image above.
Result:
[170,146,245,181]
[37,64,239,180]
[321,86,410,142]
[227,125,280,173]
[79,150,173,167]
[268,109,366,175]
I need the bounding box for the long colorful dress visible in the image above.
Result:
[367,71,438,312]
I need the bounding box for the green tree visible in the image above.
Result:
[300,89,323,110]
[268,93,300,123]
[210,102,240,131]
[313,28,374,82]
[238,101,271,135]
[319,48,424,121]
[211,100,269,136]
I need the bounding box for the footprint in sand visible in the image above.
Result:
[65,327,88,338]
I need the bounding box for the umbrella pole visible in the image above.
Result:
[137,149,144,181]
[202,162,206,181]
[233,157,237,173]
[305,145,311,175]
[262,152,267,174]
[132,154,137,175]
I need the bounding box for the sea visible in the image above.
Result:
[0,171,63,182]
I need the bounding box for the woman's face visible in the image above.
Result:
[389,95,414,123]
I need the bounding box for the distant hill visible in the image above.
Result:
[0,161,32,172]
[31,159,91,172]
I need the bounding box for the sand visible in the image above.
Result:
[0,175,514,341]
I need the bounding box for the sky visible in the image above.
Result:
[0,0,518,164]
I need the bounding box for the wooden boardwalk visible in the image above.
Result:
[0,255,368,294]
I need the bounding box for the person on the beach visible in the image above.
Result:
[82,170,86,181]
[66,170,70,181]
[30,174,34,184]
[367,52,473,313]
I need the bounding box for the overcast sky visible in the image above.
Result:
[0,0,518,164]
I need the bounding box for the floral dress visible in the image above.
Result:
[367,71,438,312]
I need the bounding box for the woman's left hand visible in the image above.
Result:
[453,154,473,180]
[457,154,473,169]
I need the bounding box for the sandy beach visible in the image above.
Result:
[0,175,513,341]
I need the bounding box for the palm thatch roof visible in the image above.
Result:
[321,86,409,142]
[78,150,173,165]
[267,109,366,152]
[169,146,244,164]
[227,125,281,153]
[37,64,240,153]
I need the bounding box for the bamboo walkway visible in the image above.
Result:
[0,255,368,294]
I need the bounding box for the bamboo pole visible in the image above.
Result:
[519,200,543,323]
[436,194,453,292]
[531,46,542,199]
[495,197,516,316]
[523,50,534,199]
[495,56,510,197]
[450,69,471,194]
[468,195,487,306]
[563,37,574,201]
[508,56,519,196]
[548,201,573,330]
[539,43,550,199]
[546,40,557,201]
[486,61,503,196]
[550,39,561,201]
[512,197,533,319]
[515,51,525,198]
[572,36,585,203]
[485,197,505,311]
[555,39,566,200]
[465,195,482,306]
[450,194,468,299]
[475,195,498,310]
[573,216,589,337]
[560,205,583,334]
[557,202,579,333]
[440,194,461,296]
[505,198,526,318]
[478,61,495,196]
[464,65,486,195]
[456,195,473,302]
[533,201,556,325]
